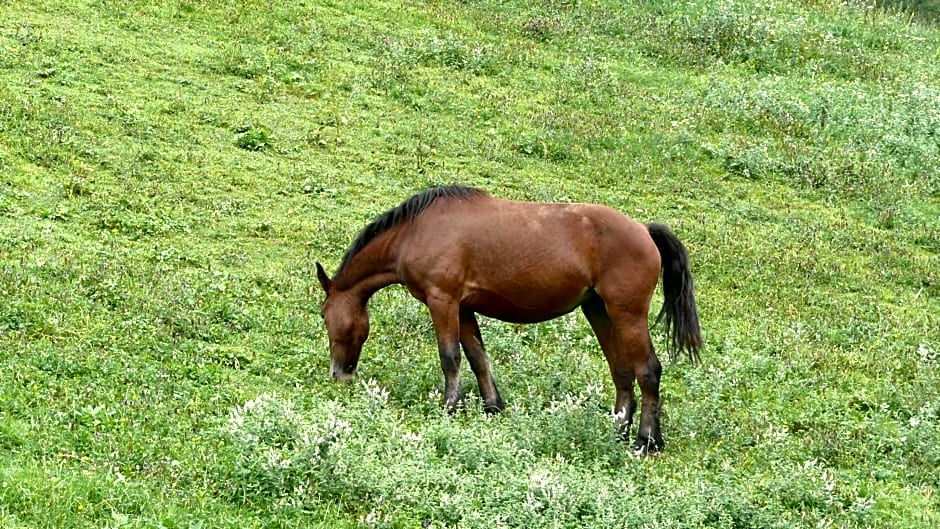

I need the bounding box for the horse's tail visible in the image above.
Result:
[646,223,702,363]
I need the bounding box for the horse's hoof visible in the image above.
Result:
[443,395,466,413]
[632,436,664,454]
[483,397,505,414]
[616,423,633,443]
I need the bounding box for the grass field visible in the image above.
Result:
[1,0,939,527]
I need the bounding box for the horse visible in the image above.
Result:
[316,185,701,452]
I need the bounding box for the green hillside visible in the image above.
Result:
[1,1,938,527]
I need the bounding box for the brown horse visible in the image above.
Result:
[316,186,701,452]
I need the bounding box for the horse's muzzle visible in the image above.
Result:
[330,361,357,382]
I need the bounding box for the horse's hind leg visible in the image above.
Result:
[589,294,664,453]
[612,314,663,453]
[633,336,663,453]
[459,310,504,413]
[581,295,637,438]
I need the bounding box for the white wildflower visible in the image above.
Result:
[362,378,389,407]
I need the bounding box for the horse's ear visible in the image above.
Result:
[315,262,332,293]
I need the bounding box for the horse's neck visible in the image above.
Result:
[339,267,399,302]
[333,231,402,299]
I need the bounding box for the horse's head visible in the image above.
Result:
[316,262,369,381]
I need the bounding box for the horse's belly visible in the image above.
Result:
[462,284,592,324]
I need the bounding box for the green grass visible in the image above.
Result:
[1,0,938,527]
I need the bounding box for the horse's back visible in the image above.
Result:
[404,196,645,265]
[396,195,661,322]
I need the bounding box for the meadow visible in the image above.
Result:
[0,0,938,527]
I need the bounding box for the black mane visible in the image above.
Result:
[334,185,487,279]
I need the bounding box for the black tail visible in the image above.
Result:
[646,223,702,363]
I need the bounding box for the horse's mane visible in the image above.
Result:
[334,185,487,279]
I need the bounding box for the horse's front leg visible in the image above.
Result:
[426,290,463,410]
[459,310,504,413]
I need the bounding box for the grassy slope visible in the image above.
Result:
[1,0,938,527]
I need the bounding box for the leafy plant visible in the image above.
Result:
[235,127,272,151]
